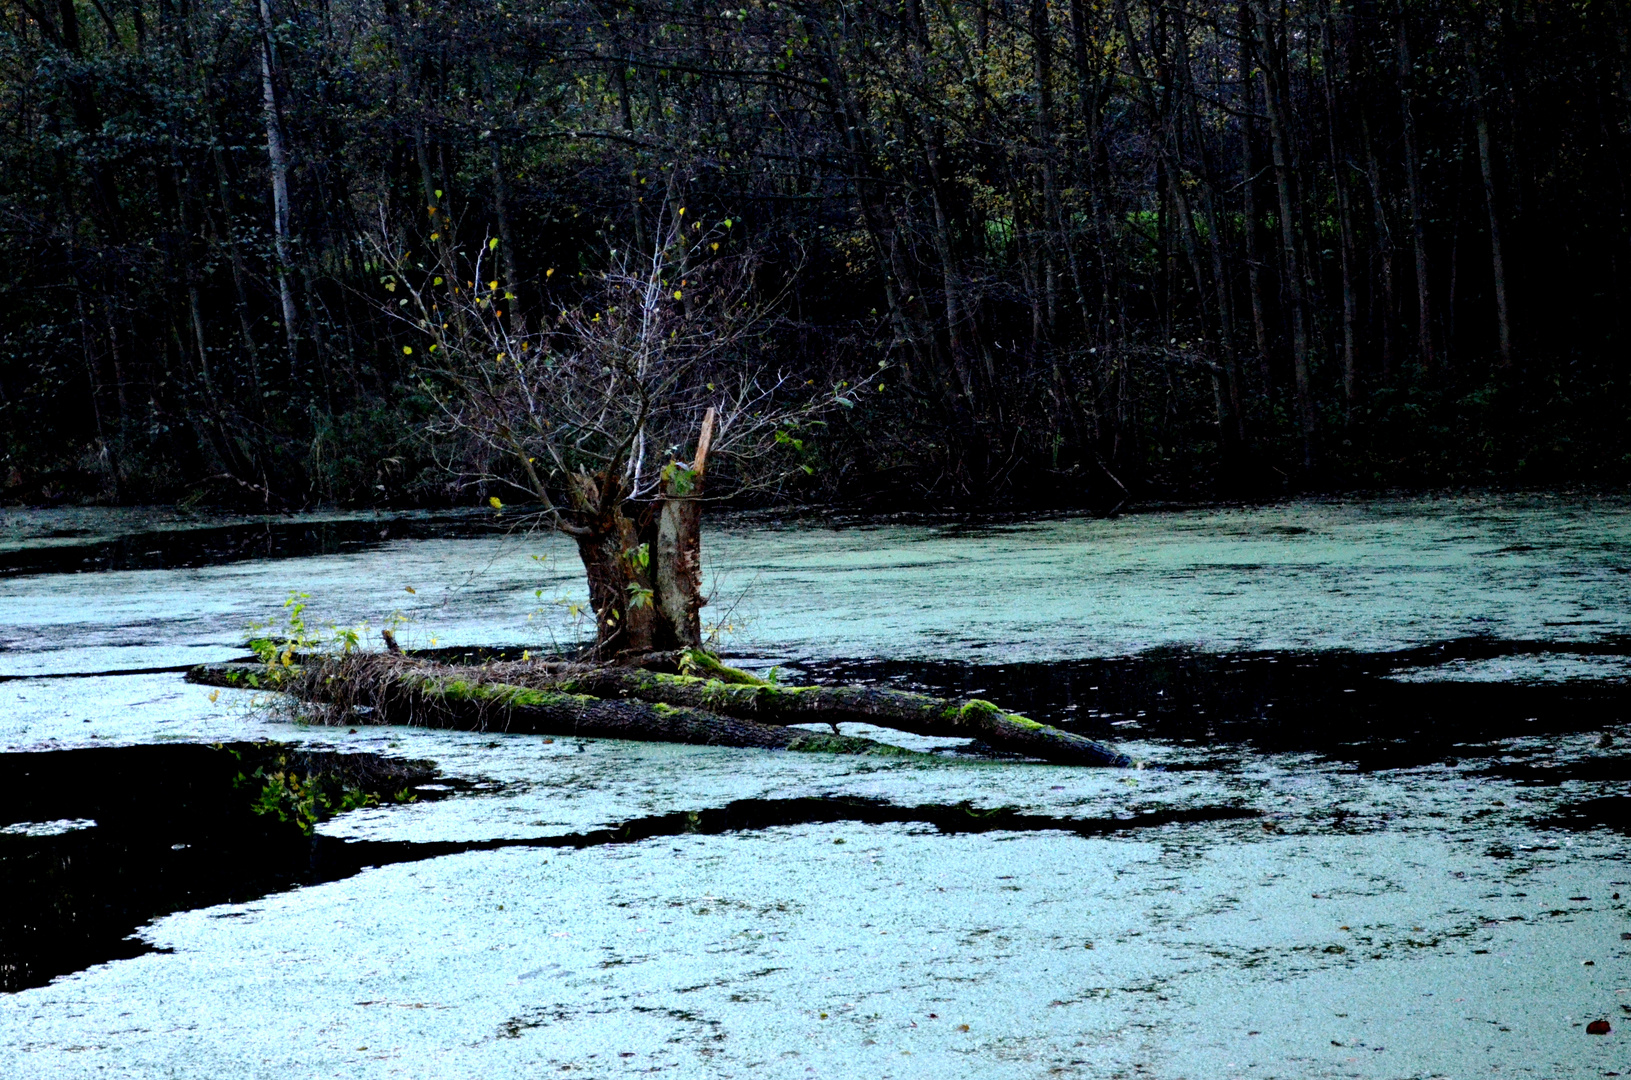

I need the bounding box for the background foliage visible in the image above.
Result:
[1,0,1627,507]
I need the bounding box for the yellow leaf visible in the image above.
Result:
[489,281,498,289]
[489,237,499,250]
[546,268,555,278]
[673,290,683,300]
[208,689,219,703]
[678,206,686,216]
[711,242,719,251]
[429,232,440,240]
[489,496,503,509]
[434,276,444,285]
[402,346,413,355]
[405,585,416,594]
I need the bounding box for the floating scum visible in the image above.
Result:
[186,648,1135,768]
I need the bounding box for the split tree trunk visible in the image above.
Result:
[655,407,714,649]
[571,409,715,658]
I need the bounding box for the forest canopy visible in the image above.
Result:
[1,0,1627,507]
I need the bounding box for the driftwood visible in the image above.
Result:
[187,650,1136,767]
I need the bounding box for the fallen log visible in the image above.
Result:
[187,659,914,757]
[191,650,1136,767]
[484,654,1135,768]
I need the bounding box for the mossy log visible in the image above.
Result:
[191,650,1135,767]
[497,660,1134,768]
[187,660,914,757]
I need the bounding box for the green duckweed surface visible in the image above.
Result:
[0,494,1627,1078]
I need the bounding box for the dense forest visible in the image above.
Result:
[1,0,1628,508]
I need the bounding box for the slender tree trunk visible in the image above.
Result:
[172,161,215,397]
[1252,0,1316,470]
[75,290,118,500]
[103,297,130,438]
[1239,0,1273,395]
[1466,55,1513,369]
[1360,110,1398,381]
[1174,18,1245,452]
[1319,1,1360,412]
[209,142,266,410]
[1396,14,1434,372]
[256,0,300,377]
[490,142,521,333]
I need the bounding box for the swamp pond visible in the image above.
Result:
[0,493,1628,1078]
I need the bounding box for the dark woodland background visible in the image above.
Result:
[2,0,1628,509]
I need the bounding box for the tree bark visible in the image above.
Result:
[575,509,656,658]
[654,408,714,649]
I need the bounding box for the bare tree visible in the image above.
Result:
[376,205,838,657]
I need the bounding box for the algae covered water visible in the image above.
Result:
[0,494,1627,1078]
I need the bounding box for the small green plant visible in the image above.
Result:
[246,591,382,674]
[231,746,420,835]
[660,460,700,495]
[246,592,317,667]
